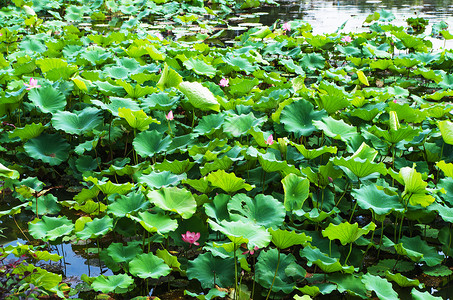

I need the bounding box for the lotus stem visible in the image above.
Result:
[345,243,353,265]
[13,215,30,243]
[233,243,238,300]
[265,249,280,300]
[348,200,358,223]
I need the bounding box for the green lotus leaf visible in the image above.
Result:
[93,180,134,195]
[200,156,234,176]
[300,247,354,273]
[52,107,103,135]
[28,86,66,114]
[255,248,302,293]
[352,184,403,216]
[322,222,376,245]
[257,152,299,175]
[367,259,415,275]
[317,81,350,114]
[370,125,419,144]
[28,216,74,242]
[295,207,340,222]
[436,160,453,178]
[76,215,113,239]
[228,194,285,228]
[289,142,337,160]
[183,177,212,194]
[115,80,156,99]
[438,120,453,145]
[313,116,358,142]
[138,171,186,189]
[228,77,260,97]
[28,194,61,216]
[129,211,178,235]
[157,63,183,90]
[301,162,343,188]
[24,133,70,166]
[8,122,44,141]
[398,166,428,195]
[141,92,179,110]
[204,194,230,222]
[133,130,171,158]
[147,187,196,219]
[36,58,78,80]
[269,229,311,249]
[156,249,182,273]
[104,66,130,79]
[282,173,310,211]
[107,191,150,217]
[280,58,305,75]
[223,112,265,138]
[183,58,217,78]
[422,264,453,277]
[69,199,106,215]
[280,99,326,137]
[300,52,326,70]
[351,142,379,161]
[223,55,256,74]
[118,108,159,131]
[0,203,27,217]
[155,159,195,175]
[328,274,367,299]
[92,97,140,117]
[411,289,443,300]
[207,170,253,194]
[396,236,443,267]
[297,284,336,297]
[361,273,398,300]
[407,193,435,208]
[187,252,234,289]
[91,274,134,294]
[184,288,228,300]
[385,271,421,287]
[332,157,387,179]
[107,241,143,264]
[0,162,19,179]
[208,219,271,249]
[129,253,171,279]
[178,81,220,112]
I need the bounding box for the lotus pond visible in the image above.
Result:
[3,0,453,299]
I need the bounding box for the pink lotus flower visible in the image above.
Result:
[166,110,174,121]
[181,231,200,246]
[393,99,397,103]
[24,78,41,90]
[341,35,352,43]
[282,22,291,32]
[266,134,274,145]
[156,32,164,41]
[0,33,2,36]
[242,244,259,255]
[219,78,229,87]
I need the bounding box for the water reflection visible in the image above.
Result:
[254,0,453,35]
